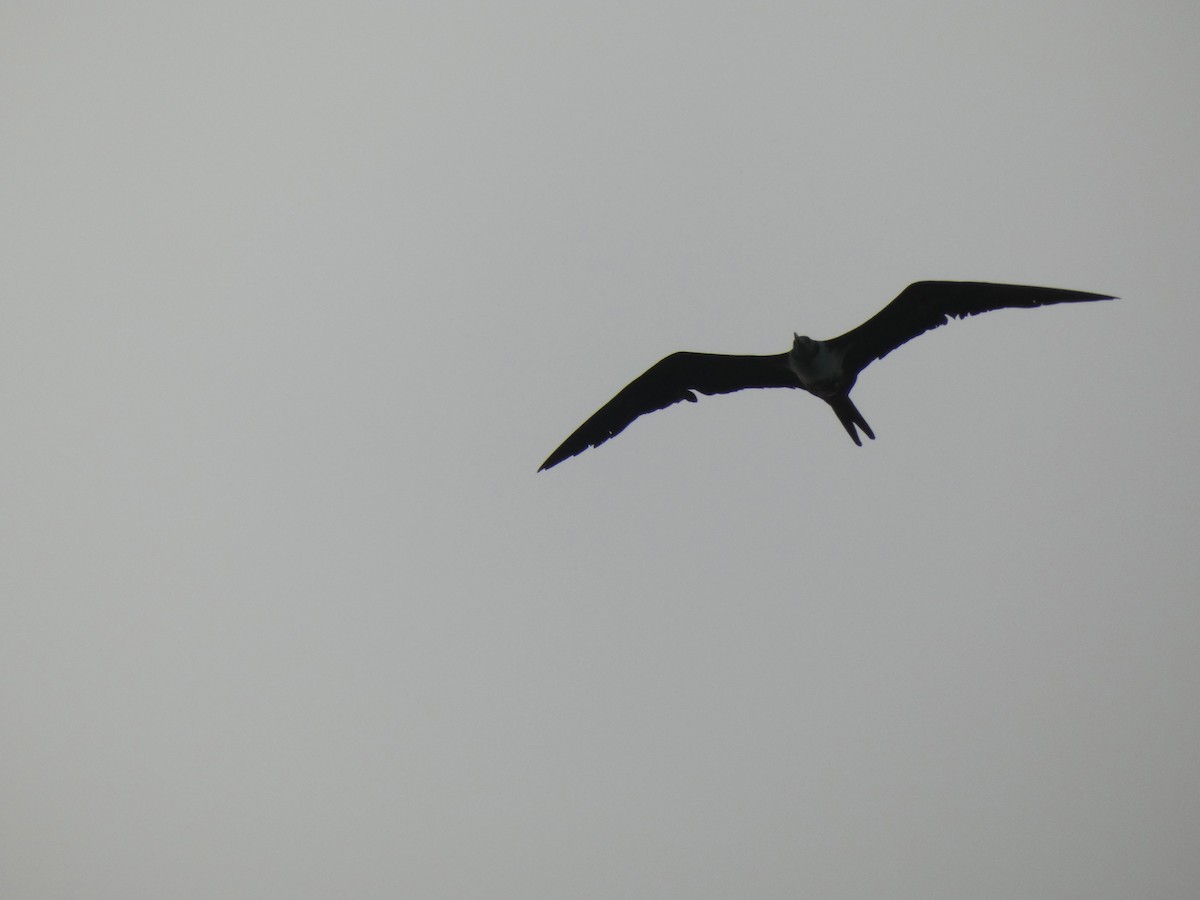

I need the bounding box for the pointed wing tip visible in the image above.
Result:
[538,445,580,472]
[1059,290,1117,303]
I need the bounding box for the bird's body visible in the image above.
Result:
[538,281,1114,471]
[788,336,844,394]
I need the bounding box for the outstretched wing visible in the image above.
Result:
[539,351,798,471]
[829,281,1115,377]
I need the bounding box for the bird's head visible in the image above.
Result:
[792,333,817,357]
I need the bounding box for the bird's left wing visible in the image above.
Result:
[539,351,797,471]
[828,281,1115,378]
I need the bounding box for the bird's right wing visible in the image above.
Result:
[538,351,797,471]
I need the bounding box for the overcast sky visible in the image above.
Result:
[3,2,1198,898]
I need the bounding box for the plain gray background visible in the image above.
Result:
[3,2,1198,897]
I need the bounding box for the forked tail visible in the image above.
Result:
[829,396,876,446]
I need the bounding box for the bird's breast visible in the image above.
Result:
[788,342,847,396]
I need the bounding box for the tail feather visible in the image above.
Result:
[830,396,875,446]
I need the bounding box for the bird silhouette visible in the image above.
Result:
[539,281,1113,471]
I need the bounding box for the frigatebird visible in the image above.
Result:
[538,281,1113,471]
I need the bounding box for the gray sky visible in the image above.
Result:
[3,2,1198,898]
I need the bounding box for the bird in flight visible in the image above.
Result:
[538,281,1114,471]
